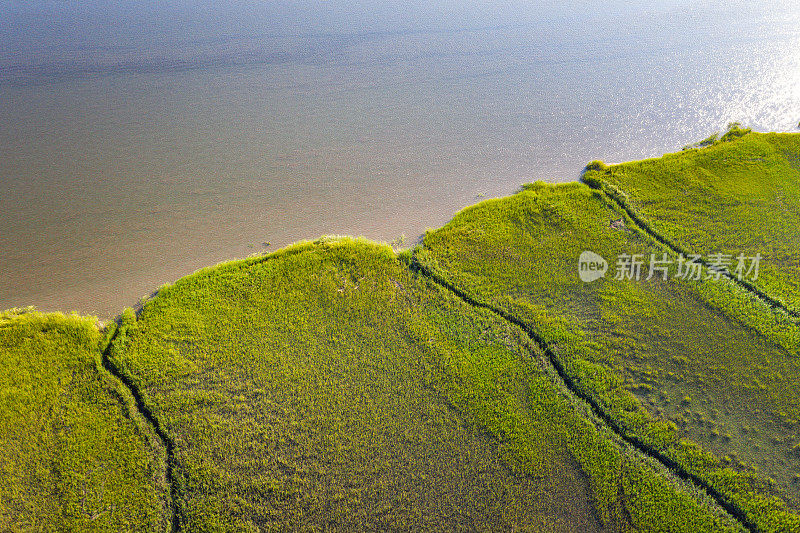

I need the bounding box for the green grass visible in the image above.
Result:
[4,131,800,531]
[584,128,800,314]
[419,179,800,531]
[0,308,170,532]
[107,237,738,531]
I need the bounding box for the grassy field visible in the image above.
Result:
[4,132,800,531]
[583,128,800,315]
[106,237,740,531]
[419,179,800,531]
[0,308,170,531]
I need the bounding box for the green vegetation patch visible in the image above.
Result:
[419,180,800,531]
[585,129,800,314]
[110,238,736,531]
[7,131,800,531]
[0,308,170,532]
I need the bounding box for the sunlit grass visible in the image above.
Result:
[0,308,169,531]
[588,128,800,313]
[4,131,800,531]
[109,238,737,531]
[420,174,800,530]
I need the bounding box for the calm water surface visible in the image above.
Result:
[2,1,799,317]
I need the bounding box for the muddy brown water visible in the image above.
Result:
[2,2,799,318]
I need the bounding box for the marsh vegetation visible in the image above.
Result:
[2,132,800,531]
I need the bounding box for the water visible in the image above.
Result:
[2,1,799,318]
